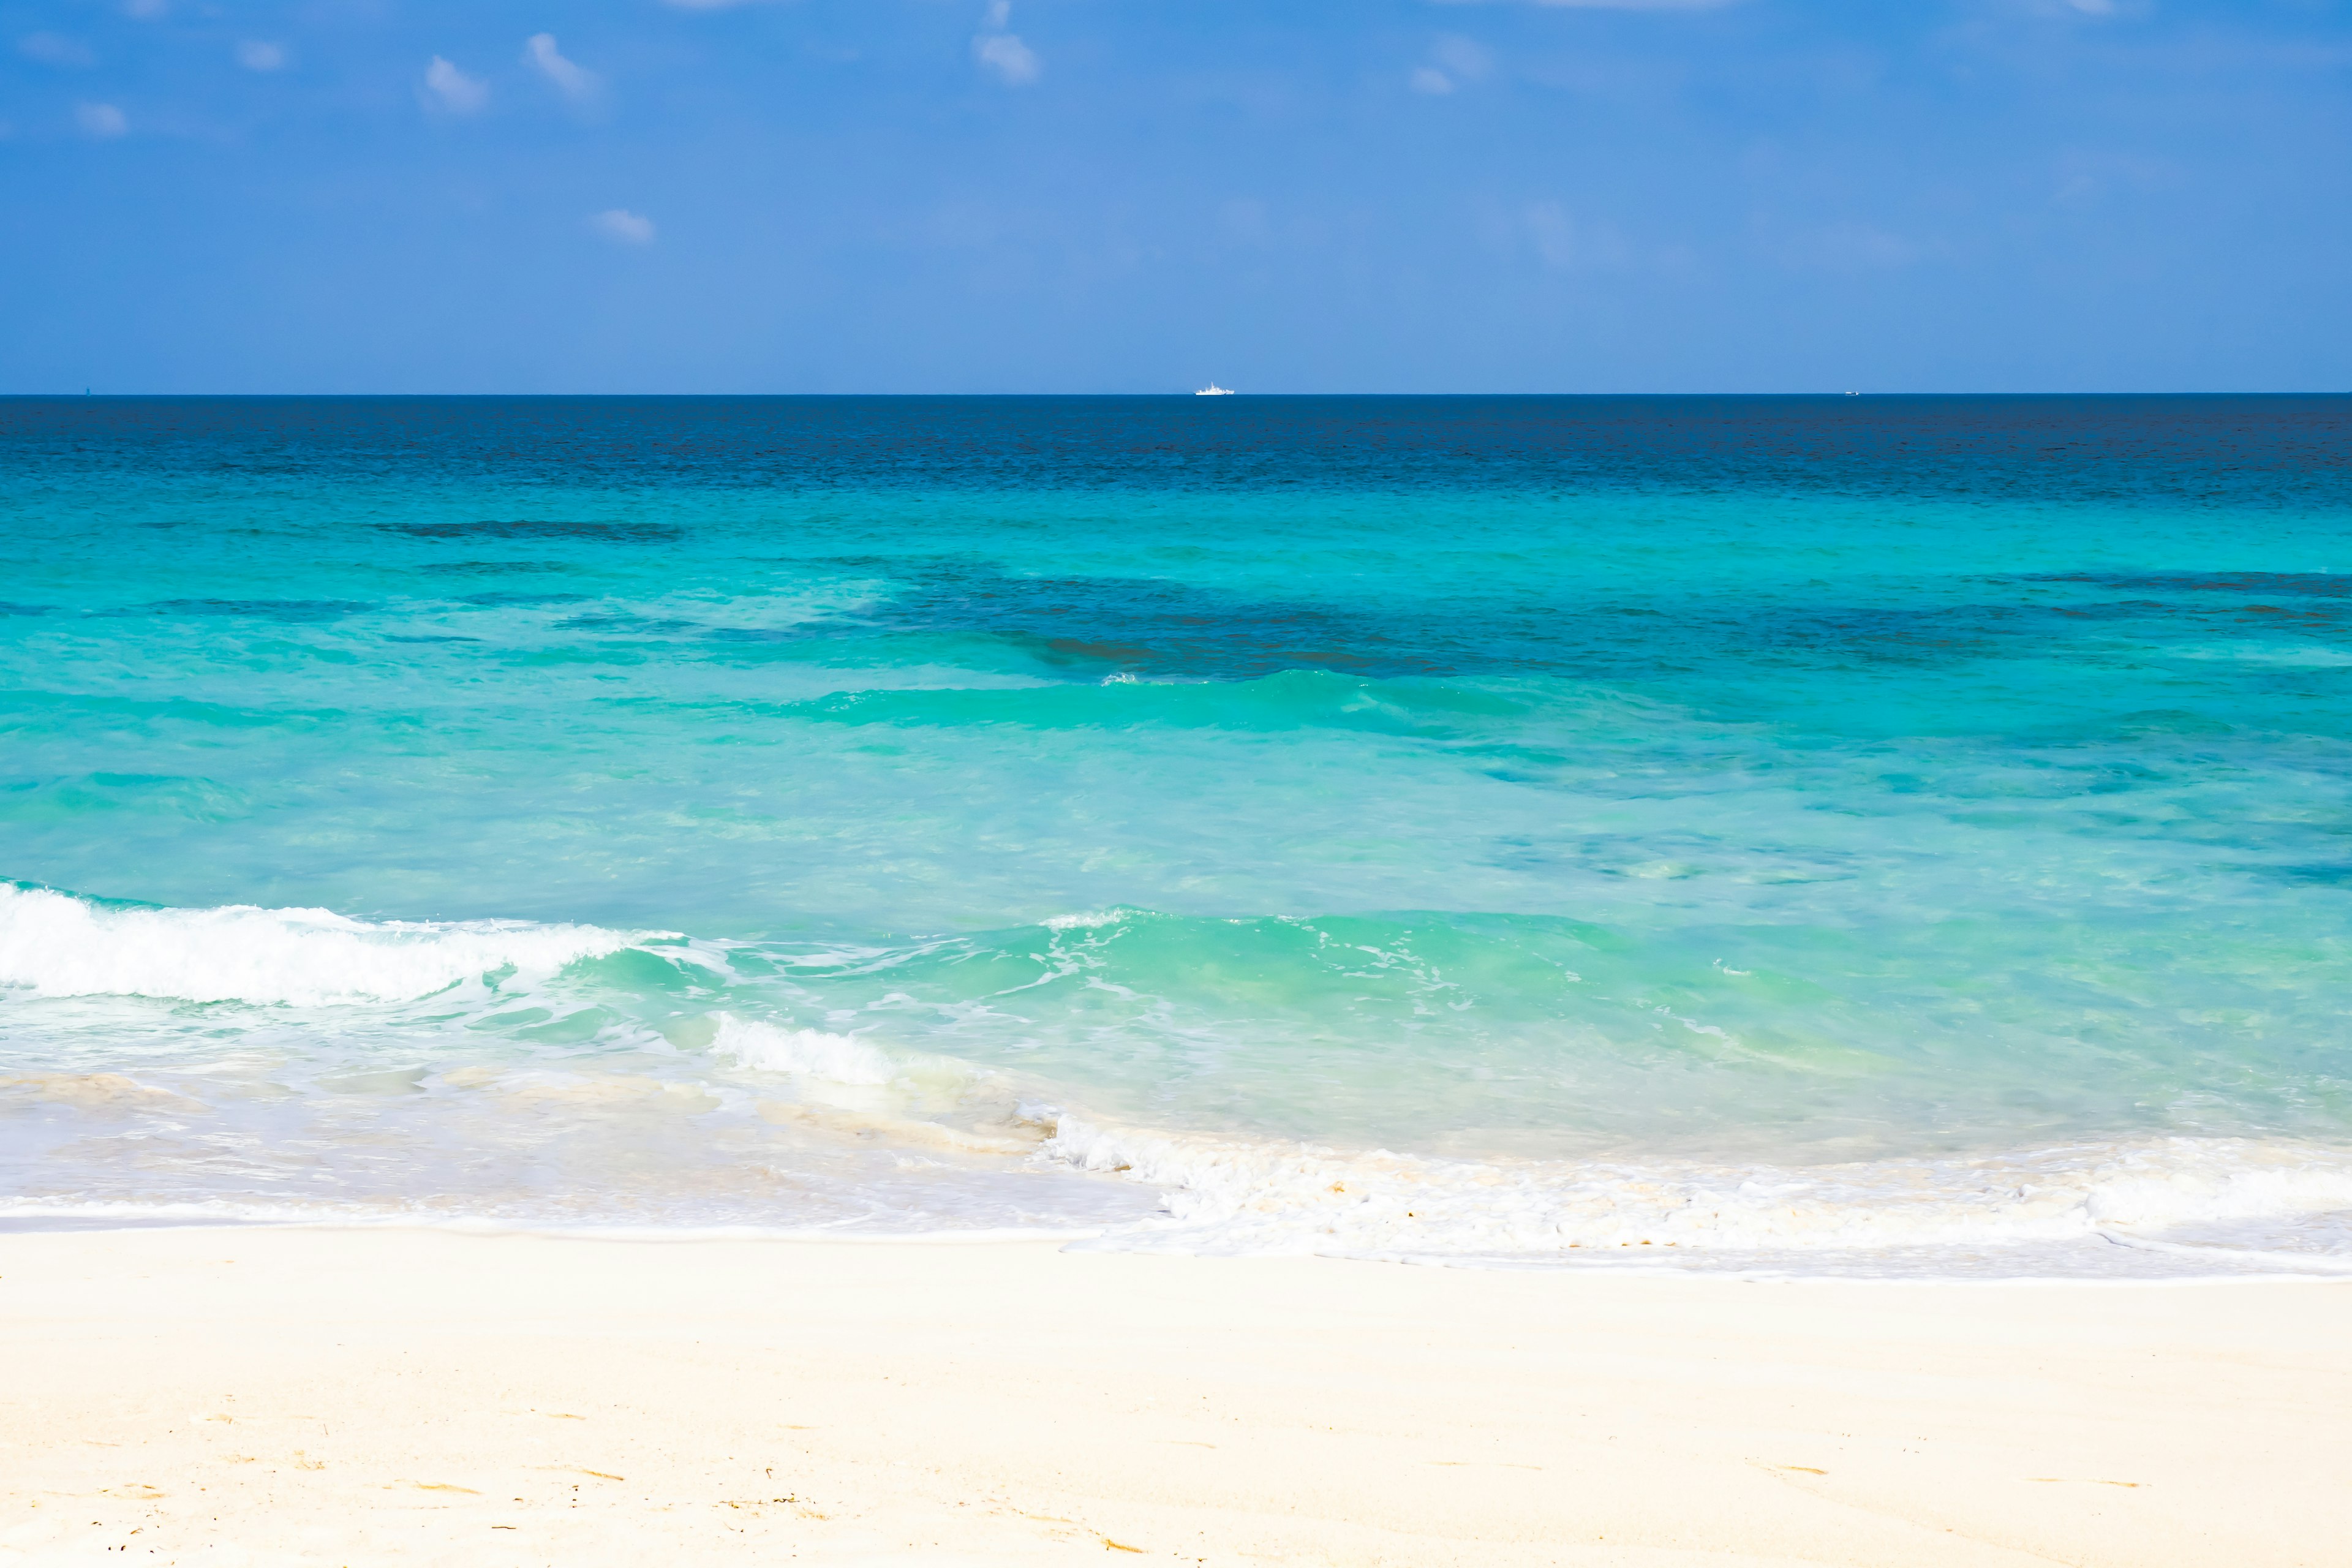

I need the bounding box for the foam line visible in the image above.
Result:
[1041,1115,2352,1261]
[0,883,641,1006]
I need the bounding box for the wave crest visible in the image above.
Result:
[707,1012,898,1085]
[0,882,641,1006]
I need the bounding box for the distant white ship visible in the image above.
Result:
[1195,383,1236,396]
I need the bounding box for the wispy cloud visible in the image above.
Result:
[592,208,656,246]
[523,33,601,106]
[1522,201,1632,270]
[75,101,128,138]
[1413,34,1493,93]
[236,40,288,73]
[1773,220,1932,273]
[421,56,489,117]
[973,1,1041,86]
[1997,0,2135,16]
[19,32,96,69]
[1435,35,1494,77]
[975,34,1041,85]
[2050,148,2175,207]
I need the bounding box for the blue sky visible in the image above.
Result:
[2,0,2346,393]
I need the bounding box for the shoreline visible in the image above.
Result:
[5,1226,2347,1564]
[8,1213,2352,1286]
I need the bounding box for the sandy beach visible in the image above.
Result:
[0,1229,2343,1566]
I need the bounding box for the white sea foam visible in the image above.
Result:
[10,878,2351,1276]
[0,883,641,1006]
[1040,1115,2352,1265]
[707,1012,898,1086]
[1041,909,1129,932]
[704,1014,1042,1148]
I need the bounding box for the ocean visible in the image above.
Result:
[4,394,2350,1276]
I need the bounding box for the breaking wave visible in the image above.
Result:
[0,882,643,1006]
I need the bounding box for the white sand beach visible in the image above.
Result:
[2,1227,2345,1566]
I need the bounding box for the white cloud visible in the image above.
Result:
[236,40,288,72]
[973,1,1039,86]
[523,33,601,105]
[421,56,489,116]
[19,32,96,68]
[75,101,128,138]
[1410,67,1455,94]
[124,0,168,17]
[974,32,1040,85]
[592,208,656,246]
[1433,35,1493,79]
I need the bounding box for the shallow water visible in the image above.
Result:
[4,395,2351,1275]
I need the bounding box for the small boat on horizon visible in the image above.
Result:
[1196,383,1236,396]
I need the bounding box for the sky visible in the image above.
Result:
[1,0,2347,393]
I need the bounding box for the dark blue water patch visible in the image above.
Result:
[2042,599,2176,622]
[2242,862,2352,887]
[6,396,2348,510]
[456,591,594,608]
[837,561,1446,680]
[416,560,579,576]
[555,612,702,633]
[699,624,824,644]
[2018,571,2352,598]
[387,520,685,543]
[1742,603,2021,663]
[1742,590,2348,666]
[815,559,2352,694]
[92,599,373,622]
[0,603,52,617]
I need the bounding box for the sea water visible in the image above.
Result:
[4,395,2350,1276]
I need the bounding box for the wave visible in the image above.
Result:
[9,880,2352,1275]
[0,882,643,1006]
[1041,1115,2352,1267]
[771,666,1581,736]
[707,1012,897,1085]
[699,1012,1036,1153]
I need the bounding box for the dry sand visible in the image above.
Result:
[1,1226,2346,1566]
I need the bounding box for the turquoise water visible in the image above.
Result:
[5,396,2351,1272]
